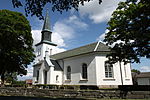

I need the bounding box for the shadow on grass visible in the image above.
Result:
[0,96,86,100]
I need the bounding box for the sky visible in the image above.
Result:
[0,0,150,80]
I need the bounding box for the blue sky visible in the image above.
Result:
[0,0,150,80]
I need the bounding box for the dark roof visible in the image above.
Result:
[33,59,62,71]
[51,42,110,60]
[33,60,44,66]
[50,59,63,71]
[42,9,51,32]
[136,72,150,78]
[35,40,57,46]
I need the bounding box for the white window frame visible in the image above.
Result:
[82,63,88,79]
[66,66,71,80]
[105,62,114,78]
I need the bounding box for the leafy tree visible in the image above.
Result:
[104,0,150,65]
[131,69,140,74]
[12,0,102,19]
[4,72,17,84]
[0,10,35,85]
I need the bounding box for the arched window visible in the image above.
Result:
[67,66,71,80]
[82,63,88,79]
[36,70,39,82]
[105,62,113,78]
[56,75,59,83]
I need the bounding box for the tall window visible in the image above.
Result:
[44,71,47,84]
[67,66,71,80]
[56,75,59,83]
[124,65,127,78]
[105,62,113,78]
[82,63,88,79]
[37,48,41,56]
[36,70,39,82]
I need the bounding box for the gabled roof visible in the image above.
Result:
[50,59,63,71]
[136,72,150,78]
[33,60,44,66]
[33,59,62,71]
[51,42,110,60]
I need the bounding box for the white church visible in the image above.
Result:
[32,11,133,88]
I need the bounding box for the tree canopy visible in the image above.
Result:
[12,0,102,19]
[131,69,140,74]
[104,0,150,64]
[0,10,35,84]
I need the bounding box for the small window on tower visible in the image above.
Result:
[37,48,41,56]
[50,49,52,55]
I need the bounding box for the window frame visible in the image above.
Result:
[105,62,114,78]
[37,48,41,56]
[82,63,88,79]
[36,70,39,82]
[66,66,71,80]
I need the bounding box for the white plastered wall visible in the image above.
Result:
[95,56,133,86]
[34,43,57,64]
[53,71,63,85]
[33,61,63,85]
[63,53,97,85]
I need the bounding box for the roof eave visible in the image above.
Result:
[51,51,110,60]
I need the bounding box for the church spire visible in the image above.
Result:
[42,9,51,32]
[41,9,52,42]
[35,9,57,46]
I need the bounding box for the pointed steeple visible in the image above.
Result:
[41,9,52,42]
[35,9,57,46]
[42,9,51,32]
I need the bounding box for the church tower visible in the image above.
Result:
[34,10,57,63]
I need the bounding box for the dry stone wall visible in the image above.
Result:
[0,87,149,99]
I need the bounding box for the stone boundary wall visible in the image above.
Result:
[0,87,149,99]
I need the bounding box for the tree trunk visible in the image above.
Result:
[119,61,123,85]
[1,72,5,86]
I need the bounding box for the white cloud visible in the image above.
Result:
[53,22,74,40]
[67,15,88,29]
[32,30,41,48]
[52,32,66,47]
[52,47,66,54]
[52,15,88,47]
[26,66,33,77]
[140,66,150,72]
[79,0,125,23]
